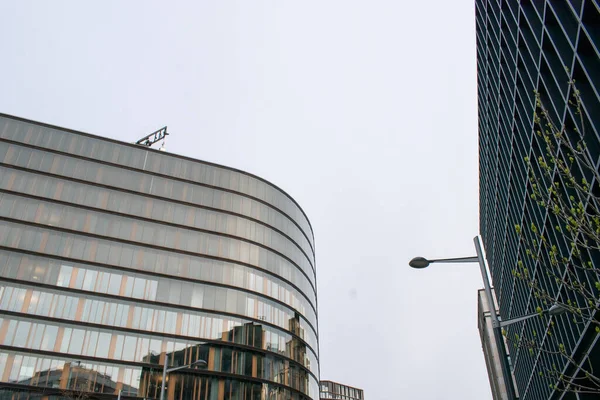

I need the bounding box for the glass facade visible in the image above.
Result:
[0,114,319,400]
[319,381,363,400]
[476,1,600,399]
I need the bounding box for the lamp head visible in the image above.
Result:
[191,360,208,368]
[409,257,431,269]
[548,304,568,316]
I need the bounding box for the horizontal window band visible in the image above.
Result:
[0,214,317,301]
[0,310,319,381]
[0,276,318,356]
[0,245,317,319]
[0,134,315,251]
[0,186,315,280]
[0,380,314,400]
[0,114,316,242]
[0,345,315,399]
[0,178,317,306]
[0,160,315,267]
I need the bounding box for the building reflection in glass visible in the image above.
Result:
[0,319,311,400]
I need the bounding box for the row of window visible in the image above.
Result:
[0,242,316,330]
[319,382,363,400]
[0,221,317,327]
[0,217,315,309]
[0,164,314,265]
[0,351,318,400]
[0,282,314,356]
[320,395,363,400]
[0,249,316,342]
[0,283,318,365]
[0,315,316,394]
[0,191,315,291]
[0,140,315,258]
[0,118,315,244]
[6,255,318,334]
[1,250,315,321]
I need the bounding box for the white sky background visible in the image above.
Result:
[0,1,490,399]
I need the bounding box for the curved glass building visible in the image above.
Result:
[0,113,319,400]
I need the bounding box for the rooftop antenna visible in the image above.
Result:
[136,126,169,148]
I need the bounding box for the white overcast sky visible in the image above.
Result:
[0,1,489,399]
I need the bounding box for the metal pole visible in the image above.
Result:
[474,236,518,400]
[117,390,122,400]
[159,356,168,400]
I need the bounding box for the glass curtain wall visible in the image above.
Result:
[0,114,319,400]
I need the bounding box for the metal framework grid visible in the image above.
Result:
[476,0,600,399]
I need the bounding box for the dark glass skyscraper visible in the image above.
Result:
[0,114,319,400]
[476,1,599,399]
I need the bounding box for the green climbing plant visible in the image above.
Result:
[508,80,600,395]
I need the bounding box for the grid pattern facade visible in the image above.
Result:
[476,0,600,399]
[0,114,319,400]
[319,381,363,400]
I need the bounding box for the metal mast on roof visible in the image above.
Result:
[136,126,169,148]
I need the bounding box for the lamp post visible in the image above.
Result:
[159,359,207,400]
[408,236,566,400]
[496,303,567,327]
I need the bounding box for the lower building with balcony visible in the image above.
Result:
[319,380,363,400]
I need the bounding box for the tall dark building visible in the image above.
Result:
[476,1,600,399]
[0,114,319,400]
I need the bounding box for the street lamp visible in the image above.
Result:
[408,254,568,326]
[409,255,480,268]
[408,236,567,400]
[496,303,567,327]
[159,359,207,400]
